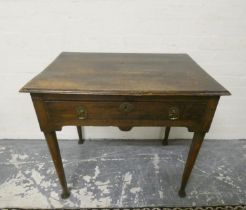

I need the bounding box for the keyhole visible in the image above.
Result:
[119,102,134,113]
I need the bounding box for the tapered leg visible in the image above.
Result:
[77,126,84,144]
[44,132,70,199]
[162,126,170,145]
[178,131,206,197]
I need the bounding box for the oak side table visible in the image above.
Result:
[20,52,230,199]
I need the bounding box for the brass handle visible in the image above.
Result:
[168,106,179,120]
[76,106,87,120]
[119,102,134,113]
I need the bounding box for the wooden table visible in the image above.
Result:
[20,52,230,199]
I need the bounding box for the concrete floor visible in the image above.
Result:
[0,139,245,208]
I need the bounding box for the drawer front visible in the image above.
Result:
[45,100,207,124]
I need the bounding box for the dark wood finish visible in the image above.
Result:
[20,52,230,96]
[118,126,133,131]
[20,52,230,198]
[179,131,206,197]
[44,99,207,127]
[162,127,170,145]
[43,132,70,199]
[77,126,84,144]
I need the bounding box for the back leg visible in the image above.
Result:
[162,126,170,145]
[77,126,84,144]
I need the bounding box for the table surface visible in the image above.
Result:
[20,52,230,96]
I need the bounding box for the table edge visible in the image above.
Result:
[19,87,231,96]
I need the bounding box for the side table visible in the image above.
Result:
[20,52,230,198]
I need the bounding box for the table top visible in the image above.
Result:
[20,52,230,96]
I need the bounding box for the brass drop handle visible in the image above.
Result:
[76,106,87,120]
[119,102,134,113]
[168,106,179,120]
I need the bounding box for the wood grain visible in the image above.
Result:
[20,52,230,96]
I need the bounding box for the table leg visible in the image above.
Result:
[77,126,84,144]
[44,132,70,199]
[178,131,206,197]
[162,126,170,145]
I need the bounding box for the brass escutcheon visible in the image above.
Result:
[76,106,87,120]
[168,106,179,120]
[119,102,134,113]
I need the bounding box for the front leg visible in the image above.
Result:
[178,131,206,197]
[44,131,70,199]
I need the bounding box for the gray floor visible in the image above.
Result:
[0,139,245,208]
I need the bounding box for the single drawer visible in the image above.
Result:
[45,100,207,124]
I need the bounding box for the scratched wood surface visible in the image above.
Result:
[20,52,230,96]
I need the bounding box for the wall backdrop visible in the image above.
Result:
[0,0,245,140]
